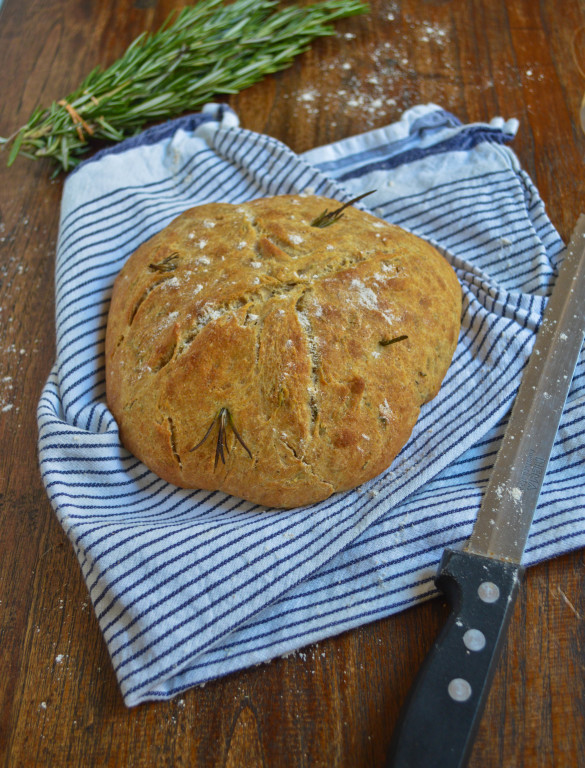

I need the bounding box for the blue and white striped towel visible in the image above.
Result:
[38,103,585,706]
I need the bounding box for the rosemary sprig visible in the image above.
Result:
[379,334,408,347]
[310,190,375,228]
[0,0,368,174]
[190,407,252,469]
[149,253,179,272]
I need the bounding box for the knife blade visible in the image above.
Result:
[386,215,585,768]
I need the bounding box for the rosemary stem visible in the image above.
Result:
[1,0,368,173]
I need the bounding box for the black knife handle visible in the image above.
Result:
[386,548,524,768]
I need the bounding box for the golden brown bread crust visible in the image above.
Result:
[105,194,461,508]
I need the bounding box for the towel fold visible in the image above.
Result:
[37,103,585,706]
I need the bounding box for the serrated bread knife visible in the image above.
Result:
[387,215,585,768]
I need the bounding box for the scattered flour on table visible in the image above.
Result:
[288,16,529,127]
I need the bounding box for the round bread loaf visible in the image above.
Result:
[105,194,461,508]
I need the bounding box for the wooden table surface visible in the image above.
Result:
[1,1,584,766]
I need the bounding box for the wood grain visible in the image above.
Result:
[1,0,584,766]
